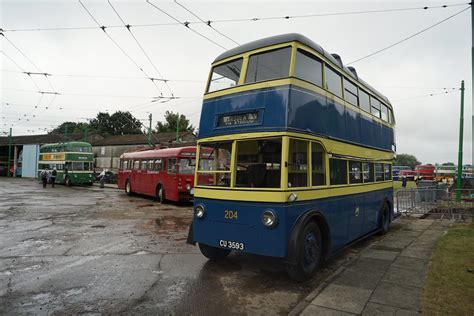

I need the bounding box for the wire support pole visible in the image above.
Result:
[456,80,465,202]
[7,127,12,177]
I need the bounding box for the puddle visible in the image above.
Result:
[91,225,106,228]
[137,204,154,208]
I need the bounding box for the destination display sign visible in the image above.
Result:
[42,153,65,161]
[218,111,259,127]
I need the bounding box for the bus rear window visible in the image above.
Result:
[245,47,291,84]
[208,58,243,93]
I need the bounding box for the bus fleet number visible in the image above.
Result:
[224,210,238,220]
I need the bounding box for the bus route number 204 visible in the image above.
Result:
[224,210,238,220]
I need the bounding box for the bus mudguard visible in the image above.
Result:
[286,210,330,266]
[186,222,196,245]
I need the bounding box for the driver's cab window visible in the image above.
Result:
[167,158,177,174]
[288,139,309,187]
[235,138,282,188]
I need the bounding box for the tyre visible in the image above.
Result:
[125,180,132,196]
[198,243,231,261]
[156,185,165,203]
[379,203,390,235]
[286,222,322,282]
[65,176,72,187]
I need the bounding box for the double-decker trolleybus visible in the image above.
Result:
[187,34,396,280]
[38,141,94,185]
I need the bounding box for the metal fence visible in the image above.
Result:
[395,187,474,221]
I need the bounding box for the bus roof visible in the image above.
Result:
[120,146,197,159]
[213,33,390,105]
[40,141,91,148]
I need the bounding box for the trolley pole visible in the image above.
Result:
[148,113,152,147]
[456,80,465,202]
[7,128,12,177]
[176,115,180,143]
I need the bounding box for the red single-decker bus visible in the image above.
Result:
[118,146,202,202]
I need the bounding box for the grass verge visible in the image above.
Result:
[422,222,474,315]
[393,180,417,191]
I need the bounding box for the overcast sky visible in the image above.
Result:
[0,0,472,164]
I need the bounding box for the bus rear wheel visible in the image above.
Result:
[379,203,390,235]
[198,243,230,261]
[287,222,322,282]
[156,185,165,203]
[125,180,132,196]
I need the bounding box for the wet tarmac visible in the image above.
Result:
[0,178,384,315]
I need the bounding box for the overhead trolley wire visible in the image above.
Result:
[107,0,174,97]
[392,89,459,102]
[174,0,239,46]
[347,5,471,65]
[0,32,57,92]
[78,0,164,96]
[2,2,470,32]
[0,50,41,91]
[146,0,228,50]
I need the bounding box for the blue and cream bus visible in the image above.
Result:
[187,34,395,281]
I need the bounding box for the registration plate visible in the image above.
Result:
[219,240,244,251]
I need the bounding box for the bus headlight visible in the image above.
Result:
[195,205,206,219]
[262,209,277,228]
[190,188,194,195]
[186,183,191,190]
[288,193,298,202]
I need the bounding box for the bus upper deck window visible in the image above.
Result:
[294,49,322,87]
[207,58,243,93]
[359,90,370,113]
[381,104,389,122]
[343,79,358,106]
[245,47,291,84]
[370,97,381,118]
[324,66,343,98]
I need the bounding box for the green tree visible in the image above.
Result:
[394,153,421,169]
[50,122,93,134]
[89,111,143,135]
[155,111,195,133]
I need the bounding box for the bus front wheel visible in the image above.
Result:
[198,243,230,261]
[287,222,322,282]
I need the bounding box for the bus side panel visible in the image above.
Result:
[287,88,327,136]
[193,188,393,258]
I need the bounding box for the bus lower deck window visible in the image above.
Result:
[311,142,326,186]
[235,138,282,188]
[375,163,384,181]
[349,161,363,184]
[330,159,347,185]
[288,139,308,187]
[197,142,232,187]
[363,163,374,182]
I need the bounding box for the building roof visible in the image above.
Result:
[90,131,196,146]
[212,33,390,105]
[0,133,95,146]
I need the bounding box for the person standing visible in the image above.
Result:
[51,168,57,188]
[41,168,48,188]
[99,169,106,188]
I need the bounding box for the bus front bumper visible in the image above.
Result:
[190,198,290,258]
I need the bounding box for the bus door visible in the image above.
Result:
[142,159,157,196]
[165,158,178,200]
[131,160,142,191]
[348,161,364,239]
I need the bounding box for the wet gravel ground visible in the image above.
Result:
[0,178,389,315]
